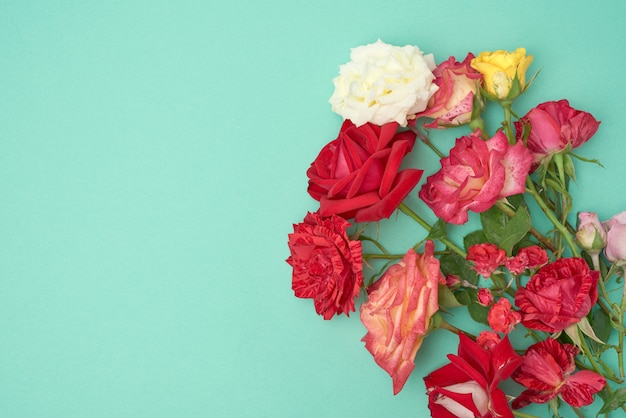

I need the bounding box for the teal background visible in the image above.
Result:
[1,1,625,416]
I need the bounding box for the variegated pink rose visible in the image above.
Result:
[413,53,482,128]
[360,242,444,394]
[419,130,532,224]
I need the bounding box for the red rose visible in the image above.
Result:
[515,99,600,167]
[466,243,507,278]
[514,258,599,333]
[419,130,532,225]
[307,120,423,222]
[424,334,521,418]
[287,212,363,320]
[487,298,521,334]
[512,338,605,409]
[413,53,482,128]
[360,242,443,395]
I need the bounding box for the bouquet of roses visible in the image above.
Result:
[286,39,626,417]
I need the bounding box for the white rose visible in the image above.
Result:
[329,39,438,127]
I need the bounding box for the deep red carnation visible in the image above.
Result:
[287,212,363,320]
[307,120,423,222]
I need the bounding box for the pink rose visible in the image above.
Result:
[488,298,521,334]
[307,120,423,222]
[287,212,363,320]
[477,288,494,306]
[425,334,521,418]
[360,242,443,394]
[512,339,605,409]
[576,212,607,255]
[603,211,626,264]
[515,258,599,333]
[413,53,482,128]
[515,99,600,167]
[467,243,507,278]
[419,130,532,224]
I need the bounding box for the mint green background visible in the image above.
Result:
[1,1,625,417]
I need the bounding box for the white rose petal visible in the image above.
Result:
[329,39,438,127]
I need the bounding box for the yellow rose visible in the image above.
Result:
[470,48,533,99]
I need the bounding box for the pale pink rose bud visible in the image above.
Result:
[477,288,494,306]
[576,212,607,255]
[603,211,626,264]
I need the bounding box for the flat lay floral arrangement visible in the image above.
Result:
[286,40,626,417]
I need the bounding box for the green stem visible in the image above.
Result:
[398,203,466,258]
[620,277,626,378]
[500,101,516,145]
[411,126,445,159]
[362,253,404,261]
[437,317,476,339]
[525,178,580,257]
[512,411,541,418]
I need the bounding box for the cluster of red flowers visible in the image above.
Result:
[287,41,623,417]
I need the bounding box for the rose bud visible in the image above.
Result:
[576,212,607,256]
[477,288,494,306]
[603,211,626,265]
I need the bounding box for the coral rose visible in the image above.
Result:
[512,338,605,409]
[424,334,521,418]
[514,258,599,333]
[413,53,482,128]
[515,99,600,167]
[487,298,521,334]
[360,242,443,394]
[307,120,423,222]
[467,243,507,278]
[287,212,363,320]
[419,130,532,225]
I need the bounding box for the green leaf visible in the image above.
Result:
[468,301,489,325]
[563,154,577,183]
[499,206,532,255]
[597,388,626,414]
[463,230,488,251]
[480,206,508,245]
[427,219,448,241]
[592,309,612,346]
[505,194,526,211]
[438,283,462,309]
[454,289,472,306]
[439,253,478,285]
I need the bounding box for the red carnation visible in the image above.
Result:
[287,212,363,320]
